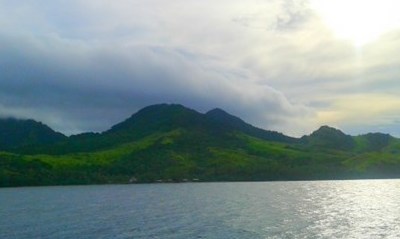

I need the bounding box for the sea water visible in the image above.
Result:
[1,180,400,238]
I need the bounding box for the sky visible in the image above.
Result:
[1,0,400,137]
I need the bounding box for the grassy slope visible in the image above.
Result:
[0,131,180,186]
[343,137,400,176]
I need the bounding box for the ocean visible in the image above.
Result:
[1,180,399,238]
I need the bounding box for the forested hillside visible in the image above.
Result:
[1,104,400,187]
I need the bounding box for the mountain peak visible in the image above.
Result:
[206,108,228,114]
[108,103,201,133]
[312,125,346,135]
[138,103,187,112]
[303,125,355,150]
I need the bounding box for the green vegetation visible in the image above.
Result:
[1,103,400,187]
[0,118,66,151]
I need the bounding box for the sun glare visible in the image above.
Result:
[310,0,400,46]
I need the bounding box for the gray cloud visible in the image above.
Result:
[0,31,310,135]
[1,1,400,137]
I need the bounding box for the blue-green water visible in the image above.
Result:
[1,180,400,238]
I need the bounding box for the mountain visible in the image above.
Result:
[20,104,296,154]
[29,104,204,154]
[354,133,394,152]
[1,103,400,187]
[300,126,355,151]
[108,104,294,142]
[22,104,216,154]
[108,104,201,134]
[0,118,66,150]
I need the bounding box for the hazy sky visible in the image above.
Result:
[1,0,400,137]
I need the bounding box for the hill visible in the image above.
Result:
[0,118,66,151]
[1,104,400,187]
[300,126,355,151]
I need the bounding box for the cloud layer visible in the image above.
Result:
[1,1,400,136]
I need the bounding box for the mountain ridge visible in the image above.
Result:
[1,103,398,153]
[2,104,396,144]
[1,104,399,154]
[1,103,400,187]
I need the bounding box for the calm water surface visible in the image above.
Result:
[1,180,400,239]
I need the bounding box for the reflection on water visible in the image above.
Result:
[1,180,399,239]
[302,180,400,239]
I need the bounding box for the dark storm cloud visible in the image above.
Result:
[0,33,303,135]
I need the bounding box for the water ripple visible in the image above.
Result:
[1,180,399,238]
